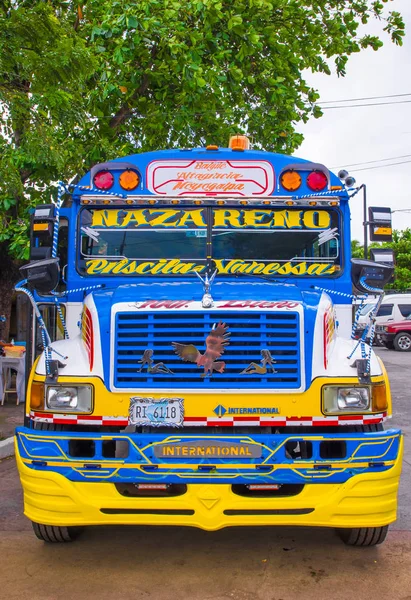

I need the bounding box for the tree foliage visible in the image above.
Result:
[351,239,364,260]
[0,0,405,262]
[351,230,411,291]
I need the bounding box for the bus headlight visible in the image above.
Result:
[323,386,370,413]
[46,385,93,412]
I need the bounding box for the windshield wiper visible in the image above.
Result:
[229,272,281,283]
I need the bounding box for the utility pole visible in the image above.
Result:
[361,184,367,259]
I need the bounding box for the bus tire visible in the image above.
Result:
[336,526,388,547]
[32,522,84,543]
[345,424,383,433]
[33,422,66,431]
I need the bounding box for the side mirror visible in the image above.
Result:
[351,259,394,294]
[20,258,60,294]
[30,204,56,260]
[368,207,392,242]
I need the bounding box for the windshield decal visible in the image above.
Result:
[81,226,100,242]
[85,258,207,275]
[86,208,331,230]
[147,159,275,196]
[212,209,331,229]
[85,257,337,276]
[79,207,341,277]
[211,260,337,276]
[317,227,339,245]
[89,208,207,229]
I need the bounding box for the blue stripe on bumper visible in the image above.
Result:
[15,427,401,485]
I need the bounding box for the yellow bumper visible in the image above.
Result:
[16,436,403,531]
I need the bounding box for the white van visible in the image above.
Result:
[355,294,411,340]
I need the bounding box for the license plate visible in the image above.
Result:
[129,397,184,427]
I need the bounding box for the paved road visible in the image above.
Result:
[0,348,410,600]
[376,348,411,532]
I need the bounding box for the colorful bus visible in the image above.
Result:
[15,136,402,545]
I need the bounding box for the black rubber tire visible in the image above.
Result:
[337,526,388,546]
[32,522,84,543]
[345,423,383,433]
[393,332,411,352]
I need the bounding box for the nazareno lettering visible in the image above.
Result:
[89,208,331,230]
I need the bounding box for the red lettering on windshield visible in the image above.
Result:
[216,301,299,309]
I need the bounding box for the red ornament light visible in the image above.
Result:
[307,171,328,192]
[93,171,114,190]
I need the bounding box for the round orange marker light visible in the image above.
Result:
[280,170,302,191]
[119,170,140,191]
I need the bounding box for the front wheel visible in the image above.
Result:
[393,332,411,352]
[32,522,84,543]
[336,526,388,546]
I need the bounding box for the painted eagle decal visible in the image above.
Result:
[172,322,231,377]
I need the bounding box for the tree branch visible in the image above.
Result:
[109,73,151,129]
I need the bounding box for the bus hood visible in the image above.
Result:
[88,281,323,392]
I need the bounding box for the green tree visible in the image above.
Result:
[351,239,364,260]
[0,0,405,335]
[372,229,411,291]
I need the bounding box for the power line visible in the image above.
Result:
[321,99,411,110]
[331,154,411,169]
[350,159,411,172]
[321,92,411,104]
[79,97,411,118]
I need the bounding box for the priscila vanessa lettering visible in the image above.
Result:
[85,257,338,277]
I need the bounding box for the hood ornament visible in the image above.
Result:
[172,321,230,377]
[195,269,217,308]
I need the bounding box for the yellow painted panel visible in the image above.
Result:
[26,373,390,420]
[15,437,403,530]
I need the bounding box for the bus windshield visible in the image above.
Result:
[79,206,341,277]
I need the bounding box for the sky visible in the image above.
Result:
[296,0,411,243]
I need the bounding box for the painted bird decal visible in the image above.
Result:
[172,322,231,377]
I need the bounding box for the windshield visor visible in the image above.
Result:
[79,207,341,277]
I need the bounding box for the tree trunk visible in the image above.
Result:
[0,243,22,342]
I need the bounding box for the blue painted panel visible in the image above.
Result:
[50,148,353,301]
[16,427,401,486]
